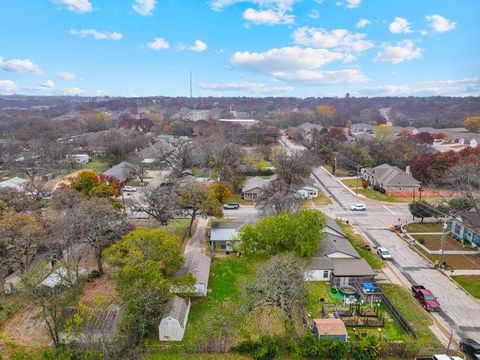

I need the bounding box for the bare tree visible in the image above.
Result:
[273,151,312,186]
[255,181,303,216]
[243,254,306,323]
[445,160,480,215]
[155,139,195,177]
[129,184,181,225]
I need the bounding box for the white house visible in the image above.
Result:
[159,296,191,341]
[0,176,28,191]
[210,221,243,252]
[66,154,91,164]
[297,186,319,199]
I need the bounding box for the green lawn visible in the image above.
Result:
[312,190,331,206]
[81,158,109,173]
[340,179,413,203]
[380,284,442,349]
[165,219,192,241]
[452,275,480,299]
[149,353,249,360]
[230,193,254,206]
[337,222,384,270]
[405,223,443,233]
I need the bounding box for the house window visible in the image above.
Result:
[323,270,329,279]
[454,223,462,234]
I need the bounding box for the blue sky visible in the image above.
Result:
[0,0,479,97]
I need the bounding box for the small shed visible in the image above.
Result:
[159,296,191,341]
[313,318,348,342]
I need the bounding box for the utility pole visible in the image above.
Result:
[333,153,337,177]
[439,220,449,267]
[355,164,360,199]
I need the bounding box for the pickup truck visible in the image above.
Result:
[412,285,440,311]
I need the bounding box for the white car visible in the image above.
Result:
[377,247,392,260]
[350,203,366,211]
[122,186,137,193]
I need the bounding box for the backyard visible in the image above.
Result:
[306,282,409,343]
[452,275,480,299]
[81,157,109,173]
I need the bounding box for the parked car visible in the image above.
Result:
[377,247,392,260]
[460,338,480,359]
[350,203,366,211]
[415,356,464,360]
[411,285,440,311]
[348,170,357,176]
[122,186,137,193]
[223,203,240,210]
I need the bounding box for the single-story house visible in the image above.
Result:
[66,154,91,164]
[297,186,319,200]
[102,161,136,185]
[159,296,191,341]
[0,176,29,192]
[210,221,244,252]
[362,163,421,196]
[451,211,480,246]
[219,119,258,127]
[242,175,278,200]
[305,218,376,287]
[313,319,348,342]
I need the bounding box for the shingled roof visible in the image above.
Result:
[165,296,190,325]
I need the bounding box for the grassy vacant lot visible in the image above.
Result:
[175,256,286,351]
[312,190,331,206]
[230,194,253,206]
[405,223,443,233]
[338,221,384,270]
[420,251,480,270]
[412,234,465,251]
[380,284,442,349]
[81,158,109,173]
[452,275,480,299]
[0,294,22,328]
[323,164,351,177]
[166,219,193,241]
[340,179,413,203]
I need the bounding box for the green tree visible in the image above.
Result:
[374,124,394,143]
[409,200,436,223]
[239,209,326,257]
[180,183,223,236]
[104,227,193,345]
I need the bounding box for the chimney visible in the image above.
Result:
[405,165,411,175]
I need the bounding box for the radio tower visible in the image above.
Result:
[189,68,193,98]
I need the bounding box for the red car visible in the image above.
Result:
[412,285,440,311]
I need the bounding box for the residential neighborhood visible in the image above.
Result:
[1,1,480,360]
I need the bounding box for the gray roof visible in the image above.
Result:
[367,164,420,187]
[242,175,277,193]
[298,122,323,132]
[165,296,189,324]
[181,249,211,287]
[103,161,136,181]
[324,217,346,238]
[210,228,238,242]
[332,258,376,277]
[308,257,334,270]
[316,233,359,259]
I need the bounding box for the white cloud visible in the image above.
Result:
[230,46,366,85]
[308,10,319,19]
[65,87,84,96]
[336,0,360,9]
[389,17,412,34]
[132,0,156,16]
[0,56,43,75]
[41,80,56,89]
[0,80,18,93]
[243,8,294,25]
[373,40,422,64]
[178,40,208,52]
[361,77,480,97]
[210,0,300,25]
[70,29,123,40]
[199,81,294,94]
[146,37,170,50]
[425,14,456,33]
[420,30,428,36]
[53,0,93,13]
[356,18,370,28]
[292,27,373,52]
[58,71,80,81]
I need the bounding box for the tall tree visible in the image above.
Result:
[180,183,223,236]
[243,254,306,323]
[273,151,312,186]
[209,181,233,205]
[255,181,303,216]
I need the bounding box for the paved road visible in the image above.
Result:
[280,137,480,343]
